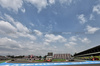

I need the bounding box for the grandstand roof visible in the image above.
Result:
[74,45,100,57]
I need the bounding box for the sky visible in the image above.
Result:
[0,0,100,56]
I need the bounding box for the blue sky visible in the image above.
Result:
[0,0,100,56]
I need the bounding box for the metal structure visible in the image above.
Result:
[53,54,71,59]
[74,45,100,57]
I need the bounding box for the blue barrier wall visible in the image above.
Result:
[0,61,100,66]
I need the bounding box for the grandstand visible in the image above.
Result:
[74,45,100,57]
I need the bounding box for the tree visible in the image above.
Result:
[43,55,47,60]
[38,56,42,58]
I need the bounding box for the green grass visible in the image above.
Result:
[32,60,44,62]
[75,56,100,60]
[52,59,66,62]
[95,56,100,60]
[0,60,8,63]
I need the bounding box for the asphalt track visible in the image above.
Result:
[0,61,100,66]
[56,64,100,66]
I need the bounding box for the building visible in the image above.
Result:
[74,45,100,57]
[46,56,53,61]
[48,52,53,56]
[53,54,71,59]
[45,52,53,60]
[24,55,41,60]
[0,56,8,60]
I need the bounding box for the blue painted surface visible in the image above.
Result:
[0,61,100,66]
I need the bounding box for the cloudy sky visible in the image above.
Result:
[0,0,100,56]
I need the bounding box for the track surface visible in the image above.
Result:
[56,64,100,66]
[0,61,100,66]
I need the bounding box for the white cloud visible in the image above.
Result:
[30,23,34,27]
[4,14,29,33]
[44,34,67,45]
[0,16,4,20]
[4,14,15,22]
[85,25,100,34]
[0,21,16,32]
[21,8,26,13]
[0,37,22,49]
[0,37,40,55]
[93,4,100,14]
[79,37,91,44]
[0,14,36,40]
[78,14,87,24]
[49,0,55,4]
[0,0,77,13]
[62,32,71,34]
[34,30,43,36]
[17,32,36,40]
[0,0,23,12]
[65,36,91,49]
[0,20,17,37]
[16,22,29,33]
[89,14,95,20]
[59,0,72,5]
[65,42,77,47]
[0,36,61,56]
[69,36,77,42]
[25,0,48,13]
